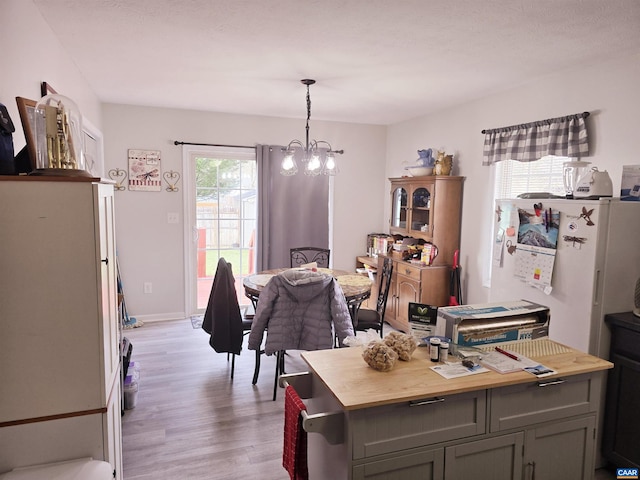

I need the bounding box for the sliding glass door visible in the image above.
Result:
[183,145,257,316]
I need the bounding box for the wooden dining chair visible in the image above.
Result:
[290,247,330,268]
[353,257,393,337]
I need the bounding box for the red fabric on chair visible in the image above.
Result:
[283,384,308,480]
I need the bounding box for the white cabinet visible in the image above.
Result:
[0,179,122,478]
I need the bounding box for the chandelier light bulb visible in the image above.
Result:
[280,151,298,176]
[305,152,322,175]
[323,153,337,175]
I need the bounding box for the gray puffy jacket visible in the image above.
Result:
[248,269,355,355]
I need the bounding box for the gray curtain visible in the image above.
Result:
[482,112,590,165]
[256,145,329,270]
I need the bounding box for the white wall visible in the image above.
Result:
[0,0,102,143]
[102,104,387,320]
[386,52,640,304]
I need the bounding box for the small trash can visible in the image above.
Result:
[123,373,139,409]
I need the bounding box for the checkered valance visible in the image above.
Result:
[482,112,590,166]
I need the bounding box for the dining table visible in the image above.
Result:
[242,268,373,323]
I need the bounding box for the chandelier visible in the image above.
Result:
[280,79,344,176]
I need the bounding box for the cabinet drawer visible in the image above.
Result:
[611,326,640,360]
[396,263,421,281]
[489,373,599,432]
[350,390,486,459]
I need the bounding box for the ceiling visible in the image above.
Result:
[33,0,640,125]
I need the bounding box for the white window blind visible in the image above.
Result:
[493,155,570,200]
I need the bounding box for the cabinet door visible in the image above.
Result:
[0,181,106,422]
[603,353,640,467]
[353,447,444,480]
[104,377,123,479]
[444,432,524,480]
[524,416,596,480]
[409,183,434,238]
[96,184,120,402]
[419,266,450,307]
[395,274,420,332]
[390,186,408,234]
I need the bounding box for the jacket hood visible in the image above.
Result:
[278,268,332,302]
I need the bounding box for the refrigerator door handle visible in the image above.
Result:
[593,268,601,306]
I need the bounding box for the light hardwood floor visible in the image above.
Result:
[121,319,618,480]
[121,318,306,480]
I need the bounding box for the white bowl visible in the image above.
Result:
[405,166,434,176]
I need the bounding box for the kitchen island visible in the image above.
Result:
[287,340,612,480]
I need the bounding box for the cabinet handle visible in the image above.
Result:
[536,378,565,387]
[101,258,109,265]
[404,268,411,275]
[409,397,444,407]
[525,461,536,480]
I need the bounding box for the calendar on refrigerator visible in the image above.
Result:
[513,244,556,287]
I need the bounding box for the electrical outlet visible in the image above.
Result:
[143,282,152,294]
[167,212,179,224]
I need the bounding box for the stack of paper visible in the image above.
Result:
[480,348,556,377]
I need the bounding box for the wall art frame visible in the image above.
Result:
[40,81,58,97]
[128,149,162,191]
[15,96,39,171]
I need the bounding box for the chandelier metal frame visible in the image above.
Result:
[280,79,344,176]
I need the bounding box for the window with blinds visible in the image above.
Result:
[493,155,570,199]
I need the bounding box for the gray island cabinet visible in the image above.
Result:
[291,341,612,480]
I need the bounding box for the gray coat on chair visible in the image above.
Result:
[248,269,354,355]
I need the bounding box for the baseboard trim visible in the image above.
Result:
[127,312,187,323]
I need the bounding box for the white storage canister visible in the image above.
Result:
[124,373,139,409]
[439,341,449,363]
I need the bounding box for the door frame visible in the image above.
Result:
[181,144,256,318]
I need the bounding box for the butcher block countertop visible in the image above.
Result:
[300,340,613,411]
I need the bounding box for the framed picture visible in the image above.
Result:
[15,96,39,171]
[128,149,162,191]
[82,117,104,178]
[40,81,58,97]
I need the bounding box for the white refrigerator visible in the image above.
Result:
[489,198,640,359]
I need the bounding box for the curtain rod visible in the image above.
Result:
[174,140,256,149]
[481,112,590,134]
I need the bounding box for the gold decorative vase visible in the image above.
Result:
[434,151,453,176]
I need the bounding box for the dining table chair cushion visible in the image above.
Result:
[248,269,354,355]
[355,308,382,330]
